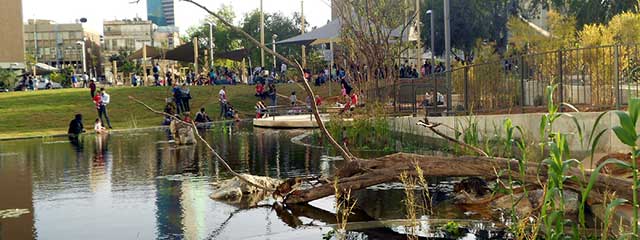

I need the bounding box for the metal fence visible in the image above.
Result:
[389,44,640,115]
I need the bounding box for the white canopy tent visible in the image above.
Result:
[276,18,418,46]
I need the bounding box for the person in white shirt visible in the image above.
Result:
[289,91,297,106]
[280,63,287,81]
[94,118,108,134]
[98,88,113,129]
[219,86,227,118]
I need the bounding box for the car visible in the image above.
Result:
[13,79,63,90]
[36,80,63,90]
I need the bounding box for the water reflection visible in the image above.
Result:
[0,126,334,239]
[0,126,497,239]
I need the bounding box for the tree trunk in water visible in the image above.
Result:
[285,153,636,204]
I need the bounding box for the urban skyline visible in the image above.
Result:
[21,0,331,35]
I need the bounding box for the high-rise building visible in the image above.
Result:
[0,0,25,69]
[147,0,175,27]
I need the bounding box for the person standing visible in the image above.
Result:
[280,63,287,81]
[98,88,113,129]
[268,83,277,106]
[173,83,183,114]
[71,74,78,88]
[153,63,160,86]
[166,71,173,86]
[82,72,88,88]
[180,84,191,113]
[289,91,297,106]
[219,86,227,118]
[89,80,96,98]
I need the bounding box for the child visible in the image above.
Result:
[94,118,108,134]
[289,91,297,106]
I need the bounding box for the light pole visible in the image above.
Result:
[426,10,435,75]
[444,0,452,112]
[260,0,265,67]
[207,22,215,71]
[76,40,86,75]
[272,34,277,71]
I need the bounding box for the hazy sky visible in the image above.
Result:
[22,0,332,34]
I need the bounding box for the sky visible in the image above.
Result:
[22,0,332,35]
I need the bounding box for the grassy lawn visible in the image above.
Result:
[0,83,339,139]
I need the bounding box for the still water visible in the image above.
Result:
[0,125,504,240]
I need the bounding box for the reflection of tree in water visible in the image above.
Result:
[204,201,437,240]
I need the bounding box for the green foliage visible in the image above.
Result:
[611,97,640,237]
[239,9,304,68]
[422,0,512,55]
[0,69,18,88]
[441,221,462,237]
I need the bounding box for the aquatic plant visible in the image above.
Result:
[333,177,357,240]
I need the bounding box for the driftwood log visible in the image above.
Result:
[285,153,636,204]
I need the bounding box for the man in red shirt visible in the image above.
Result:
[89,80,96,98]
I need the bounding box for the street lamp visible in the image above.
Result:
[76,40,86,75]
[207,22,215,71]
[272,34,278,71]
[425,10,435,75]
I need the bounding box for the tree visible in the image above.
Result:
[524,0,639,28]
[240,10,303,69]
[0,69,17,89]
[420,0,513,58]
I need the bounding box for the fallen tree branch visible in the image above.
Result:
[285,153,637,204]
[180,0,354,162]
[417,119,489,157]
[129,96,273,191]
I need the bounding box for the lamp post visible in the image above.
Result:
[260,0,265,67]
[272,34,277,71]
[76,40,86,75]
[444,0,452,112]
[207,22,215,71]
[426,10,435,75]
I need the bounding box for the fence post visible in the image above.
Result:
[464,66,469,114]
[520,55,526,113]
[412,79,417,116]
[557,50,564,112]
[614,45,621,110]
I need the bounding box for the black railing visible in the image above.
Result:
[387,44,640,115]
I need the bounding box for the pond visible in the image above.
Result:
[0,124,507,240]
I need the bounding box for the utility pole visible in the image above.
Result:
[194,37,199,76]
[444,0,452,112]
[143,45,148,85]
[301,0,307,69]
[272,34,278,71]
[34,21,38,64]
[415,0,421,76]
[208,22,215,71]
[260,0,265,67]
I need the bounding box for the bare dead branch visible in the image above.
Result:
[129,96,274,191]
[416,119,489,157]
[180,0,354,162]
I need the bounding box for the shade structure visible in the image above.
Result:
[163,42,204,63]
[27,63,59,75]
[277,19,341,46]
[126,45,165,60]
[276,17,416,46]
[214,48,250,62]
